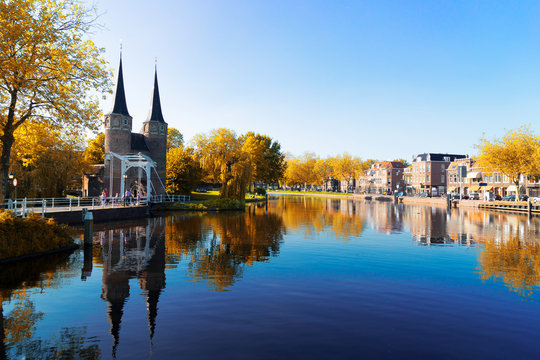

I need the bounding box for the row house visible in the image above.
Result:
[446,157,539,197]
[405,153,467,196]
[357,161,405,194]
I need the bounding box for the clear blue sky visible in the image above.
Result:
[89,0,540,161]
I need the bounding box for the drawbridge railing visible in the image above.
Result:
[1,194,190,218]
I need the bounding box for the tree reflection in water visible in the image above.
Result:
[165,211,285,291]
[0,252,99,359]
[477,234,540,297]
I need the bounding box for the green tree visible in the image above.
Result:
[167,145,203,195]
[392,158,410,167]
[0,0,111,201]
[167,127,184,151]
[241,132,286,184]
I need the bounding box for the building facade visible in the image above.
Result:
[357,161,405,194]
[407,153,467,196]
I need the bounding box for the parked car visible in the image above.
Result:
[502,194,528,201]
[469,192,480,200]
[451,193,462,200]
[531,197,540,205]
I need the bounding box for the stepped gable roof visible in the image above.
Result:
[109,56,130,116]
[131,133,149,152]
[413,153,467,162]
[146,67,165,123]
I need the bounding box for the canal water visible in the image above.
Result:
[2,196,540,359]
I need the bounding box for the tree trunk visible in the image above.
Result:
[515,179,520,202]
[1,91,18,203]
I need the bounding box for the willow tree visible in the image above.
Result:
[241,132,286,185]
[476,126,540,201]
[193,128,252,201]
[0,0,111,200]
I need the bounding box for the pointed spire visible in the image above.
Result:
[110,53,130,116]
[146,65,165,122]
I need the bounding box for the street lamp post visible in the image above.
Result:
[8,173,16,200]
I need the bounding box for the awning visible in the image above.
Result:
[466,172,481,179]
[482,186,494,191]
[507,185,517,192]
[469,186,481,191]
[447,186,456,191]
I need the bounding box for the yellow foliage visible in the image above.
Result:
[10,121,88,197]
[83,133,105,164]
[477,235,540,297]
[194,128,252,201]
[0,211,73,260]
[0,0,111,200]
[167,145,203,195]
[476,126,540,200]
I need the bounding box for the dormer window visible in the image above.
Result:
[124,119,128,125]
[160,125,164,131]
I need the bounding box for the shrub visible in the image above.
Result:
[0,211,73,260]
[254,187,266,196]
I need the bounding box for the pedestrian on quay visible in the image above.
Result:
[101,190,107,206]
[124,189,132,206]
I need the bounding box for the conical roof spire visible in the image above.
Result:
[146,66,165,122]
[110,54,130,116]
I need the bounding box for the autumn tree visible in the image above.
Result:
[476,126,540,201]
[167,145,203,195]
[83,133,105,164]
[193,128,252,201]
[167,127,184,151]
[241,132,286,185]
[332,153,362,191]
[0,0,111,201]
[314,158,334,191]
[10,121,87,197]
[284,152,318,189]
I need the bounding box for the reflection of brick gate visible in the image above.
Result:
[106,152,157,198]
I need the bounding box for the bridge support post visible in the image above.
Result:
[83,210,93,246]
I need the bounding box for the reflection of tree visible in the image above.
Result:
[0,251,100,359]
[165,212,285,291]
[273,197,364,240]
[8,325,100,360]
[4,296,43,344]
[477,235,540,296]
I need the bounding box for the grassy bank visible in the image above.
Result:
[162,198,246,211]
[160,191,266,211]
[191,190,266,202]
[0,211,74,261]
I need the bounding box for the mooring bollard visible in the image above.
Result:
[83,209,93,246]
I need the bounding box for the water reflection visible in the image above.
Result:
[2,197,540,358]
[164,211,285,291]
[0,252,99,359]
[92,218,166,357]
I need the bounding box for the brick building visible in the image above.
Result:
[407,153,467,196]
[84,56,168,197]
[357,161,405,194]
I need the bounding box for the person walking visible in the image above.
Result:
[101,190,107,206]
